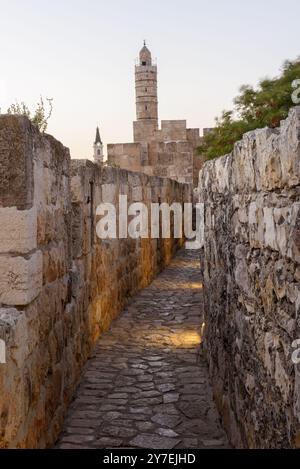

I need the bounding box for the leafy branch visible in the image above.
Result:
[7,96,53,132]
[198,58,300,160]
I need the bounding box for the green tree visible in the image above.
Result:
[198,58,300,160]
[7,96,53,132]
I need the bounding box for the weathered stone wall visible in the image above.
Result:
[0,115,191,448]
[108,120,199,185]
[198,106,300,448]
[107,142,147,171]
[0,116,71,448]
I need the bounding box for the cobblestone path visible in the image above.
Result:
[57,249,228,449]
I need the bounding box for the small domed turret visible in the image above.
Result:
[139,41,152,66]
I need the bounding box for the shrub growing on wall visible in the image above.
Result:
[6,96,53,132]
[198,58,300,160]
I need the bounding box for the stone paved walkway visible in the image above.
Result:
[56,249,228,449]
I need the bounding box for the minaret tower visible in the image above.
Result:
[133,41,158,141]
[93,126,104,163]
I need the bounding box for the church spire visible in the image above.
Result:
[93,125,104,164]
[94,126,102,145]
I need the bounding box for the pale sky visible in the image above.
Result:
[0,0,299,159]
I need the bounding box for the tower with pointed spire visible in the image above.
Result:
[93,126,104,163]
[133,41,158,141]
[107,42,201,185]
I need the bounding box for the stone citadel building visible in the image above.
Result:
[106,43,204,186]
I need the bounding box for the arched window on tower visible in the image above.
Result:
[97,149,101,155]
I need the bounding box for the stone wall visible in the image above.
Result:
[0,115,191,448]
[198,106,300,448]
[107,142,147,171]
[108,120,199,185]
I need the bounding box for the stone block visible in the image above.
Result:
[0,115,34,209]
[0,206,37,254]
[101,184,117,204]
[131,186,143,202]
[0,308,28,366]
[0,251,43,305]
[128,173,142,187]
[273,206,291,257]
[263,207,278,250]
[279,107,300,188]
[255,128,281,191]
[71,175,85,203]
[287,202,300,263]
[231,131,256,193]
